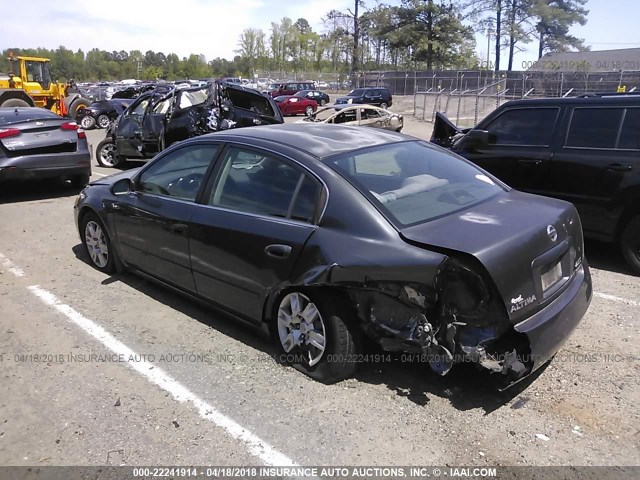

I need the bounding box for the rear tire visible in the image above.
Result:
[97,114,111,129]
[1,98,30,108]
[273,290,358,383]
[380,102,388,109]
[620,215,640,275]
[96,138,124,168]
[319,99,326,106]
[80,115,96,130]
[305,106,315,116]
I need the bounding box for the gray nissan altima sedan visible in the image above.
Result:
[74,123,592,388]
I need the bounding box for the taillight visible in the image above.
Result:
[0,128,21,139]
[60,121,78,131]
[60,121,85,139]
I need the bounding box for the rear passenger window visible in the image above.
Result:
[618,109,640,150]
[566,108,623,149]
[486,108,558,146]
[209,147,319,222]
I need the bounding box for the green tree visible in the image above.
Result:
[533,0,588,58]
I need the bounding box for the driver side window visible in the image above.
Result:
[138,144,219,201]
[130,99,150,116]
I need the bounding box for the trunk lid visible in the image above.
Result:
[1,118,78,156]
[401,190,584,322]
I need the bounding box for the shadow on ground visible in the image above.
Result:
[73,243,544,415]
[0,179,83,204]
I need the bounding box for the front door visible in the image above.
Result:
[110,143,220,291]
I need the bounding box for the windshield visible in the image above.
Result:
[327,141,505,227]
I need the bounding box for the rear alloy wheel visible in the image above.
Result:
[319,99,327,106]
[95,138,123,168]
[304,106,315,116]
[81,213,117,273]
[275,291,358,383]
[380,102,388,109]
[96,114,111,129]
[620,215,640,275]
[80,115,96,130]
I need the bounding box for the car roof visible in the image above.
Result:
[500,94,640,108]
[203,123,410,159]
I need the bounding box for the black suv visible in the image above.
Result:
[431,93,640,274]
[335,87,393,109]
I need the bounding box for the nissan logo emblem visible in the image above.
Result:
[547,225,558,242]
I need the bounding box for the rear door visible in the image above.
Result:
[547,106,640,237]
[462,107,560,192]
[189,145,321,321]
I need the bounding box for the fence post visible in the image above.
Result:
[423,92,428,120]
[474,92,480,125]
[456,92,462,125]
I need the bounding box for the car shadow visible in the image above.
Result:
[72,243,548,414]
[0,179,83,204]
[584,239,635,276]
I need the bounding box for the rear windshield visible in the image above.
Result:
[327,141,505,227]
[0,107,59,126]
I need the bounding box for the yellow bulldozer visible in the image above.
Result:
[0,52,91,117]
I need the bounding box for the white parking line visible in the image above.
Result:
[92,172,107,177]
[594,292,639,307]
[0,252,24,277]
[26,284,298,467]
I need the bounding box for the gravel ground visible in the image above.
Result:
[0,102,637,472]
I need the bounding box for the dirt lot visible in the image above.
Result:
[0,104,638,473]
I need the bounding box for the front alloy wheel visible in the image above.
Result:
[81,211,120,274]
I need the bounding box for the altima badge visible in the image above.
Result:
[547,225,558,242]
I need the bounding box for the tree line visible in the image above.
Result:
[2,1,588,82]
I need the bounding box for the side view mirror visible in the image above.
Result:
[459,129,489,151]
[111,178,134,195]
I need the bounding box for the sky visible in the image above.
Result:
[1,0,639,69]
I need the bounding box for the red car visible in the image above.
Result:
[274,95,317,116]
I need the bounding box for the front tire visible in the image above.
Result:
[621,215,640,275]
[96,138,123,168]
[81,212,117,273]
[274,290,358,383]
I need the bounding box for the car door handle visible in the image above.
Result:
[265,244,292,259]
[607,163,632,171]
[518,159,542,166]
[169,223,188,234]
